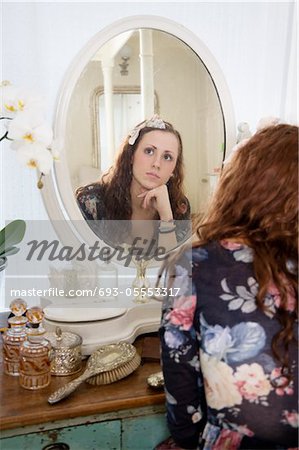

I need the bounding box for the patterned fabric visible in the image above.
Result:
[76,183,107,221]
[76,183,191,244]
[159,241,298,450]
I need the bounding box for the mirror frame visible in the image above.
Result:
[41,15,236,246]
[92,86,160,169]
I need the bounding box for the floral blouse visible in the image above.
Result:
[76,183,107,222]
[159,240,298,450]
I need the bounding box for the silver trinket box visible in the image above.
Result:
[46,327,82,376]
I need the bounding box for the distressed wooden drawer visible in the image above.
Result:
[1,410,169,450]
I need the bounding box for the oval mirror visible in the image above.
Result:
[65,28,232,220]
[42,16,235,234]
[67,27,225,218]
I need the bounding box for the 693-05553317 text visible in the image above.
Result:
[93,287,181,298]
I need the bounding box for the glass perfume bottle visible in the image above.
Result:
[19,307,52,390]
[132,258,150,303]
[2,298,27,376]
[96,249,118,300]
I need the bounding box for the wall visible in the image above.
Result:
[1,1,296,225]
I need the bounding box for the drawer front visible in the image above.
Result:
[1,412,169,450]
[0,420,121,450]
[122,413,169,449]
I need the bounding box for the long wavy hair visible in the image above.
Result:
[99,120,187,220]
[195,124,298,375]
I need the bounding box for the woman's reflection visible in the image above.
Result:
[76,115,190,251]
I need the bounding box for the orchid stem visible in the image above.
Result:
[0,132,9,142]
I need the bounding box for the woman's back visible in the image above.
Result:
[193,240,298,448]
[160,123,298,449]
[160,240,298,449]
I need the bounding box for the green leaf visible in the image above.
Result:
[0,220,26,255]
[0,246,20,257]
[0,256,7,270]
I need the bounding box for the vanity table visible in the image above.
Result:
[0,335,168,450]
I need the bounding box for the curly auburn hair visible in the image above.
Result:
[100,120,188,220]
[195,123,298,374]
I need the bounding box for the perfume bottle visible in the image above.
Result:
[2,298,27,376]
[19,307,52,390]
[96,249,118,300]
[132,259,150,304]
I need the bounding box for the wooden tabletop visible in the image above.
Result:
[0,334,165,431]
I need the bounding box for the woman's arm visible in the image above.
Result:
[159,252,206,449]
[138,185,178,251]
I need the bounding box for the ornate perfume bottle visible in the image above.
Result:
[19,306,52,390]
[2,298,27,376]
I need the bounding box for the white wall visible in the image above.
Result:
[1,1,297,224]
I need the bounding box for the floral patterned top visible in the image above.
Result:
[159,240,298,450]
[76,183,107,222]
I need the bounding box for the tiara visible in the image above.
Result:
[128,114,166,145]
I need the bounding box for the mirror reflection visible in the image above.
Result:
[95,88,159,173]
[65,28,225,217]
[76,117,191,255]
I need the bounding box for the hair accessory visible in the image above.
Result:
[128,114,166,145]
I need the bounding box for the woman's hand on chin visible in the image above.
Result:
[137,184,173,221]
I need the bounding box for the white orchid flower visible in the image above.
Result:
[1,82,59,188]
[1,81,45,117]
[0,82,20,116]
[8,111,53,147]
[16,142,53,174]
